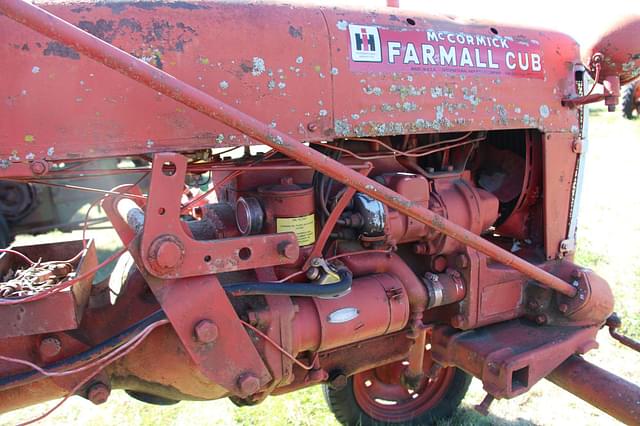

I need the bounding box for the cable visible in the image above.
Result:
[0,247,127,305]
[224,268,352,298]
[240,320,316,371]
[0,249,37,266]
[16,318,169,426]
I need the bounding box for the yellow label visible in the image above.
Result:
[276,214,316,246]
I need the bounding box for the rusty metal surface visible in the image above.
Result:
[547,355,640,425]
[431,320,599,398]
[323,8,581,138]
[0,239,96,338]
[0,1,333,163]
[0,1,585,166]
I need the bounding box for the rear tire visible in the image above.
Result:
[622,82,639,119]
[0,214,10,248]
[323,349,471,425]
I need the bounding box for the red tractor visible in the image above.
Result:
[0,1,639,425]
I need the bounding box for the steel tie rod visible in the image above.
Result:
[0,0,577,298]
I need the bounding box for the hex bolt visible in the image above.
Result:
[237,374,261,396]
[39,336,62,359]
[194,319,218,343]
[86,382,110,405]
[558,303,569,313]
[307,122,318,132]
[29,160,47,175]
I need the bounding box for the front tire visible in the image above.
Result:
[622,82,639,119]
[323,349,471,425]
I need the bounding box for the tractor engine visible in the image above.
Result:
[0,1,639,425]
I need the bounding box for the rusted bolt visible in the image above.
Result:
[558,303,569,313]
[86,382,110,405]
[454,253,469,269]
[39,336,62,359]
[535,314,548,325]
[29,160,48,176]
[451,314,465,329]
[149,236,184,272]
[278,241,298,260]
[431,255,448,273]
[194,319,218,343]
[307,122,318,132]
[330,374,348,390]
[237,374,261,396]
[527,300,540,311]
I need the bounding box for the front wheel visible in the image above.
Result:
[323,348,471,425]
[622,81,639,119]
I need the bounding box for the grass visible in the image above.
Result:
[2,106,640,425]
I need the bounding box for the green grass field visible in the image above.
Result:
[2,106,640,426]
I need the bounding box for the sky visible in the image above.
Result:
[327,0,640,48]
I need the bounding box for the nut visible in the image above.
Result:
[39,336,62,359]
[194,320,218,343]
[86,382,110,405]
[29,161,48,176]
[307,122,318,132]
[237,374,261,396]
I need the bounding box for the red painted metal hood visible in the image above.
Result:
[0,1,581,164]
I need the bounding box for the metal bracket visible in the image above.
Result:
[141,153,299,279]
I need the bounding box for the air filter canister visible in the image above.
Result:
[257,182,316,246]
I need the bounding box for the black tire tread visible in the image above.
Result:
[622,82,639,119]
[324,368,471,426]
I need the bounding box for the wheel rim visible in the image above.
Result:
[352,346,456,423]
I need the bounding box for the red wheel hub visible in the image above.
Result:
[352,345,456,423]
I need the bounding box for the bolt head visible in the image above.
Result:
[87,383,110,405]
[39,336,62,359]
[278,241,298,260]
[30,161,47,175]
[535,314,548,325]
[194,320,218,343]
[238,374,261,396]
[156,240,183,269]
[307,122,318,132]
[558,303,569,313]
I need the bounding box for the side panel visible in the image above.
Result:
[0,1,332,162]
[323,7,582,137]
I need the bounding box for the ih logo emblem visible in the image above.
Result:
[349,24,382,62]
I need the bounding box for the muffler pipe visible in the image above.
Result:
[547,355,640,425]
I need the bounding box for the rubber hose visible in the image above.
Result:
[224,269,352,298]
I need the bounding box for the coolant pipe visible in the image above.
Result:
[0,0,578,299]
[547,355,640,425]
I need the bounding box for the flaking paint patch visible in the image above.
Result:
[363,86,382,96]
[219,80,229,90]
[336,20,348,31]
[334,119,351,136]
[252,57,266,76]
[31,66,40,74]
[296,56,304,64]
[539,104,550,118]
